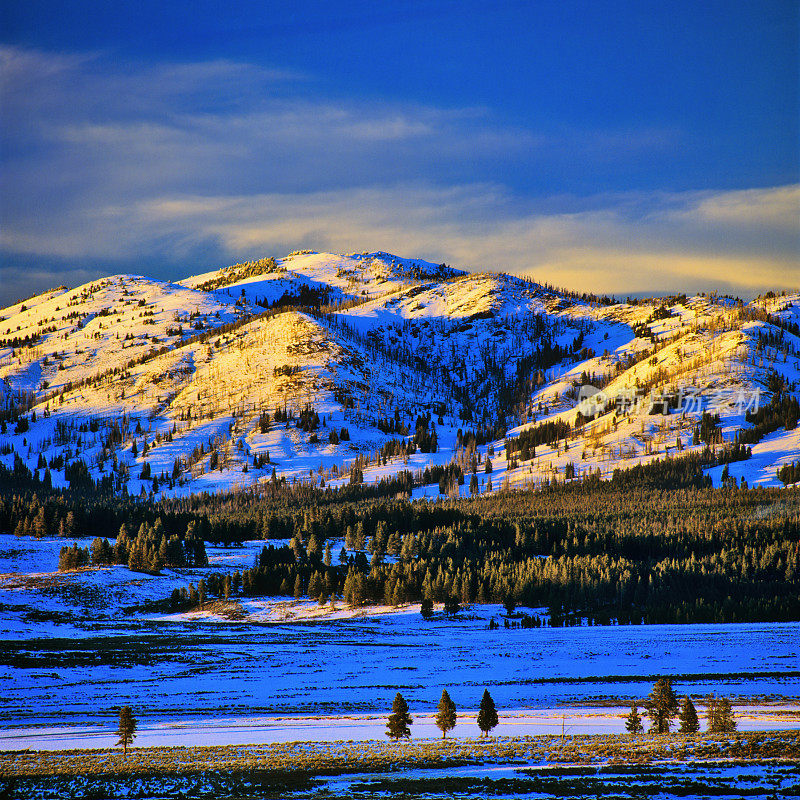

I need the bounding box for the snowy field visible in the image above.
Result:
[7,732,800,799]
[2,533,799,751]
[305,761,800,800]
[10,758,800,800]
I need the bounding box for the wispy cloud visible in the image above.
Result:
[690,185,800,232]
[130,183,799,296]
[1,45,797,305]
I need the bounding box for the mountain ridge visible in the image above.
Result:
[1,250,798,499]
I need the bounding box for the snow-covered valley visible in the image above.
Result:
[2,250,800,760]
[2,534,799,751]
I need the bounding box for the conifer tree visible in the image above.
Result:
[706,693,717,731]
[421,597,434,620]
[149,549,163,572]
[386,692,412,741]
[307,571,320,599]
[625,702,644,734]
[678,696,700,734]
[435,689,457,739]
[477,689,499,738]
[715,697,736,732]
[117,706,137,759]
[707,694,736,733]
[444,596,461,615]
[644,678,678,734]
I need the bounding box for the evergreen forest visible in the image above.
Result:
[3,451,799,625]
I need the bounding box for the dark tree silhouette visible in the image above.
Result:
[117,706,137,759]
[477,689,499,738]
[678,696,700,734]
[386,692,412,741]
[420,598,434,620]
[435,689,457,739]
[443,596,461,616]
[644,678,678,734]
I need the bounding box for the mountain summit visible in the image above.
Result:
[1,251,798,498]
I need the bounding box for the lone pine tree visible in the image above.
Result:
[435,689,457,739]
[477,689,499,738]
[386,692,412,741]
[625,702,644,734]
[678,696,700,734]
[117,706,137,759]
[644,678,678,734]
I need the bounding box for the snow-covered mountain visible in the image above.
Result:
[1,251,798,498]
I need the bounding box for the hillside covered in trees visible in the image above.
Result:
[4,448,799,626]
[0,251,798,506]
[1,251,799,627]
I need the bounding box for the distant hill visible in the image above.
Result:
[1,251,798,498]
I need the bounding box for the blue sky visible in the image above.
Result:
[1,0,797,305]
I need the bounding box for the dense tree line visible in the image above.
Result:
[505,418,571,460]
[740,389,799,445]
[59,520,207,572]
[164,461,800,625]
[4,447,800,625]
[778,460,800,486]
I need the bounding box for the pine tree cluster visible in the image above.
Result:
[627,680,736,735]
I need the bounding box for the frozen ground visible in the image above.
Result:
[1,534,799,751]
[309,761,800,800]
[9,737,800,800]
